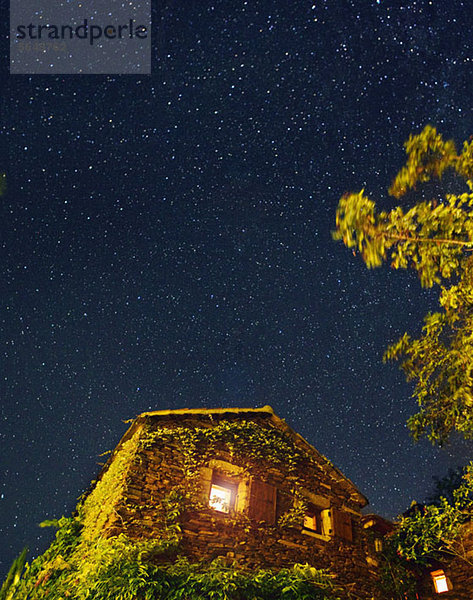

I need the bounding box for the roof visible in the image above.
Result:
[99,405,369,507]
[137,406,275,419]
[361,513,394,535]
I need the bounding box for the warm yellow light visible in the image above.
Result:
[431,570,449,593]
[304,514,317,530]
[209,484,232,513]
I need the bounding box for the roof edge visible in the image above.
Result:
[98,405,368,509]
[136,405,275,420]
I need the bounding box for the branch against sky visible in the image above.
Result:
[333,126,473,446]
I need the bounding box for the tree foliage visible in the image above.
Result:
[333,126,473,445]
[3,524,341,600]
[425,465,467,507]
[376,539,419,600]
[391,462,473,567]
[375,463,473,599]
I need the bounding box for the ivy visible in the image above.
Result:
[141,419,307,480]
[3,419,346,599]
[80,430,143,539]
[6,535,341,600]
[278,488,309,529]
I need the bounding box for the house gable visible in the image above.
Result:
[103,406,367,508]
[78,406,378,600]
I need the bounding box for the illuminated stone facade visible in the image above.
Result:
[82,406,380,599]
[80,406,473,599]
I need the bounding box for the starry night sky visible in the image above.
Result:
[2,0,473,576]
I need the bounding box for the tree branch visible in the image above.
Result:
[382,233,473,247]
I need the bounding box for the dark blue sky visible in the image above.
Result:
[2,0,473,576]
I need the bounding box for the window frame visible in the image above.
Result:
[430,569,450,594]
[208,474,238,514]
[374,537,383,553]
[303,502,323,534]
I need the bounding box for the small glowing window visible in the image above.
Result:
[209,484,233,513]
[374,538,383,553]
[303,504,322,533]
[431,570,449,594]
[304,514,318,530]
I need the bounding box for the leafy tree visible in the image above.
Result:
[391,462,473,568]
[376,539,419,600]
[377,464,473,598]
[333,126,473,445]
[426,466,467,506]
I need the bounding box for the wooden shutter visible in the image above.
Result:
[249,479,276,524]
[332,508,353,542]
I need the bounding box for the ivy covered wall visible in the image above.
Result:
[78,408,380,600]
[4,408,472,600]
[2,407,389,600]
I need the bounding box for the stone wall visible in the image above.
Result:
[82,412,381,599]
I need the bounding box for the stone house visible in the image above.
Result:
[80,406,381,599]
[79,406,473,599]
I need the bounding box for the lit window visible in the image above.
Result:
[374,538,383,553]
[431,570,449,594]
[209,483,234,513]
[304,514,318,530]
[303,504,322,534]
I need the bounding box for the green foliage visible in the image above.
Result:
[395,499,461,565]
[376,538,418,600]
[80,430,142,539]
[143,420,308,479]
[388,125,459,198]
[334,182,473,287]
[391,463,473,566]
[277,488,309,529]
[333,126,473,445]
[0,548,28,600]
[7,533,341,600]
[383,255,473,445]
[8,516,82,599]
[426,466,467,506]
[141,420,333,531]
[377,463,473,597]
[3,421,345,600]
[144,559,340,600]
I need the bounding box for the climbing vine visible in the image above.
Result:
[80,430,143,540]
[278,487,309,529]
[3,418,347,599]
[138,419,329,530]
[141,419,315,480]
[5,527,342,600]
